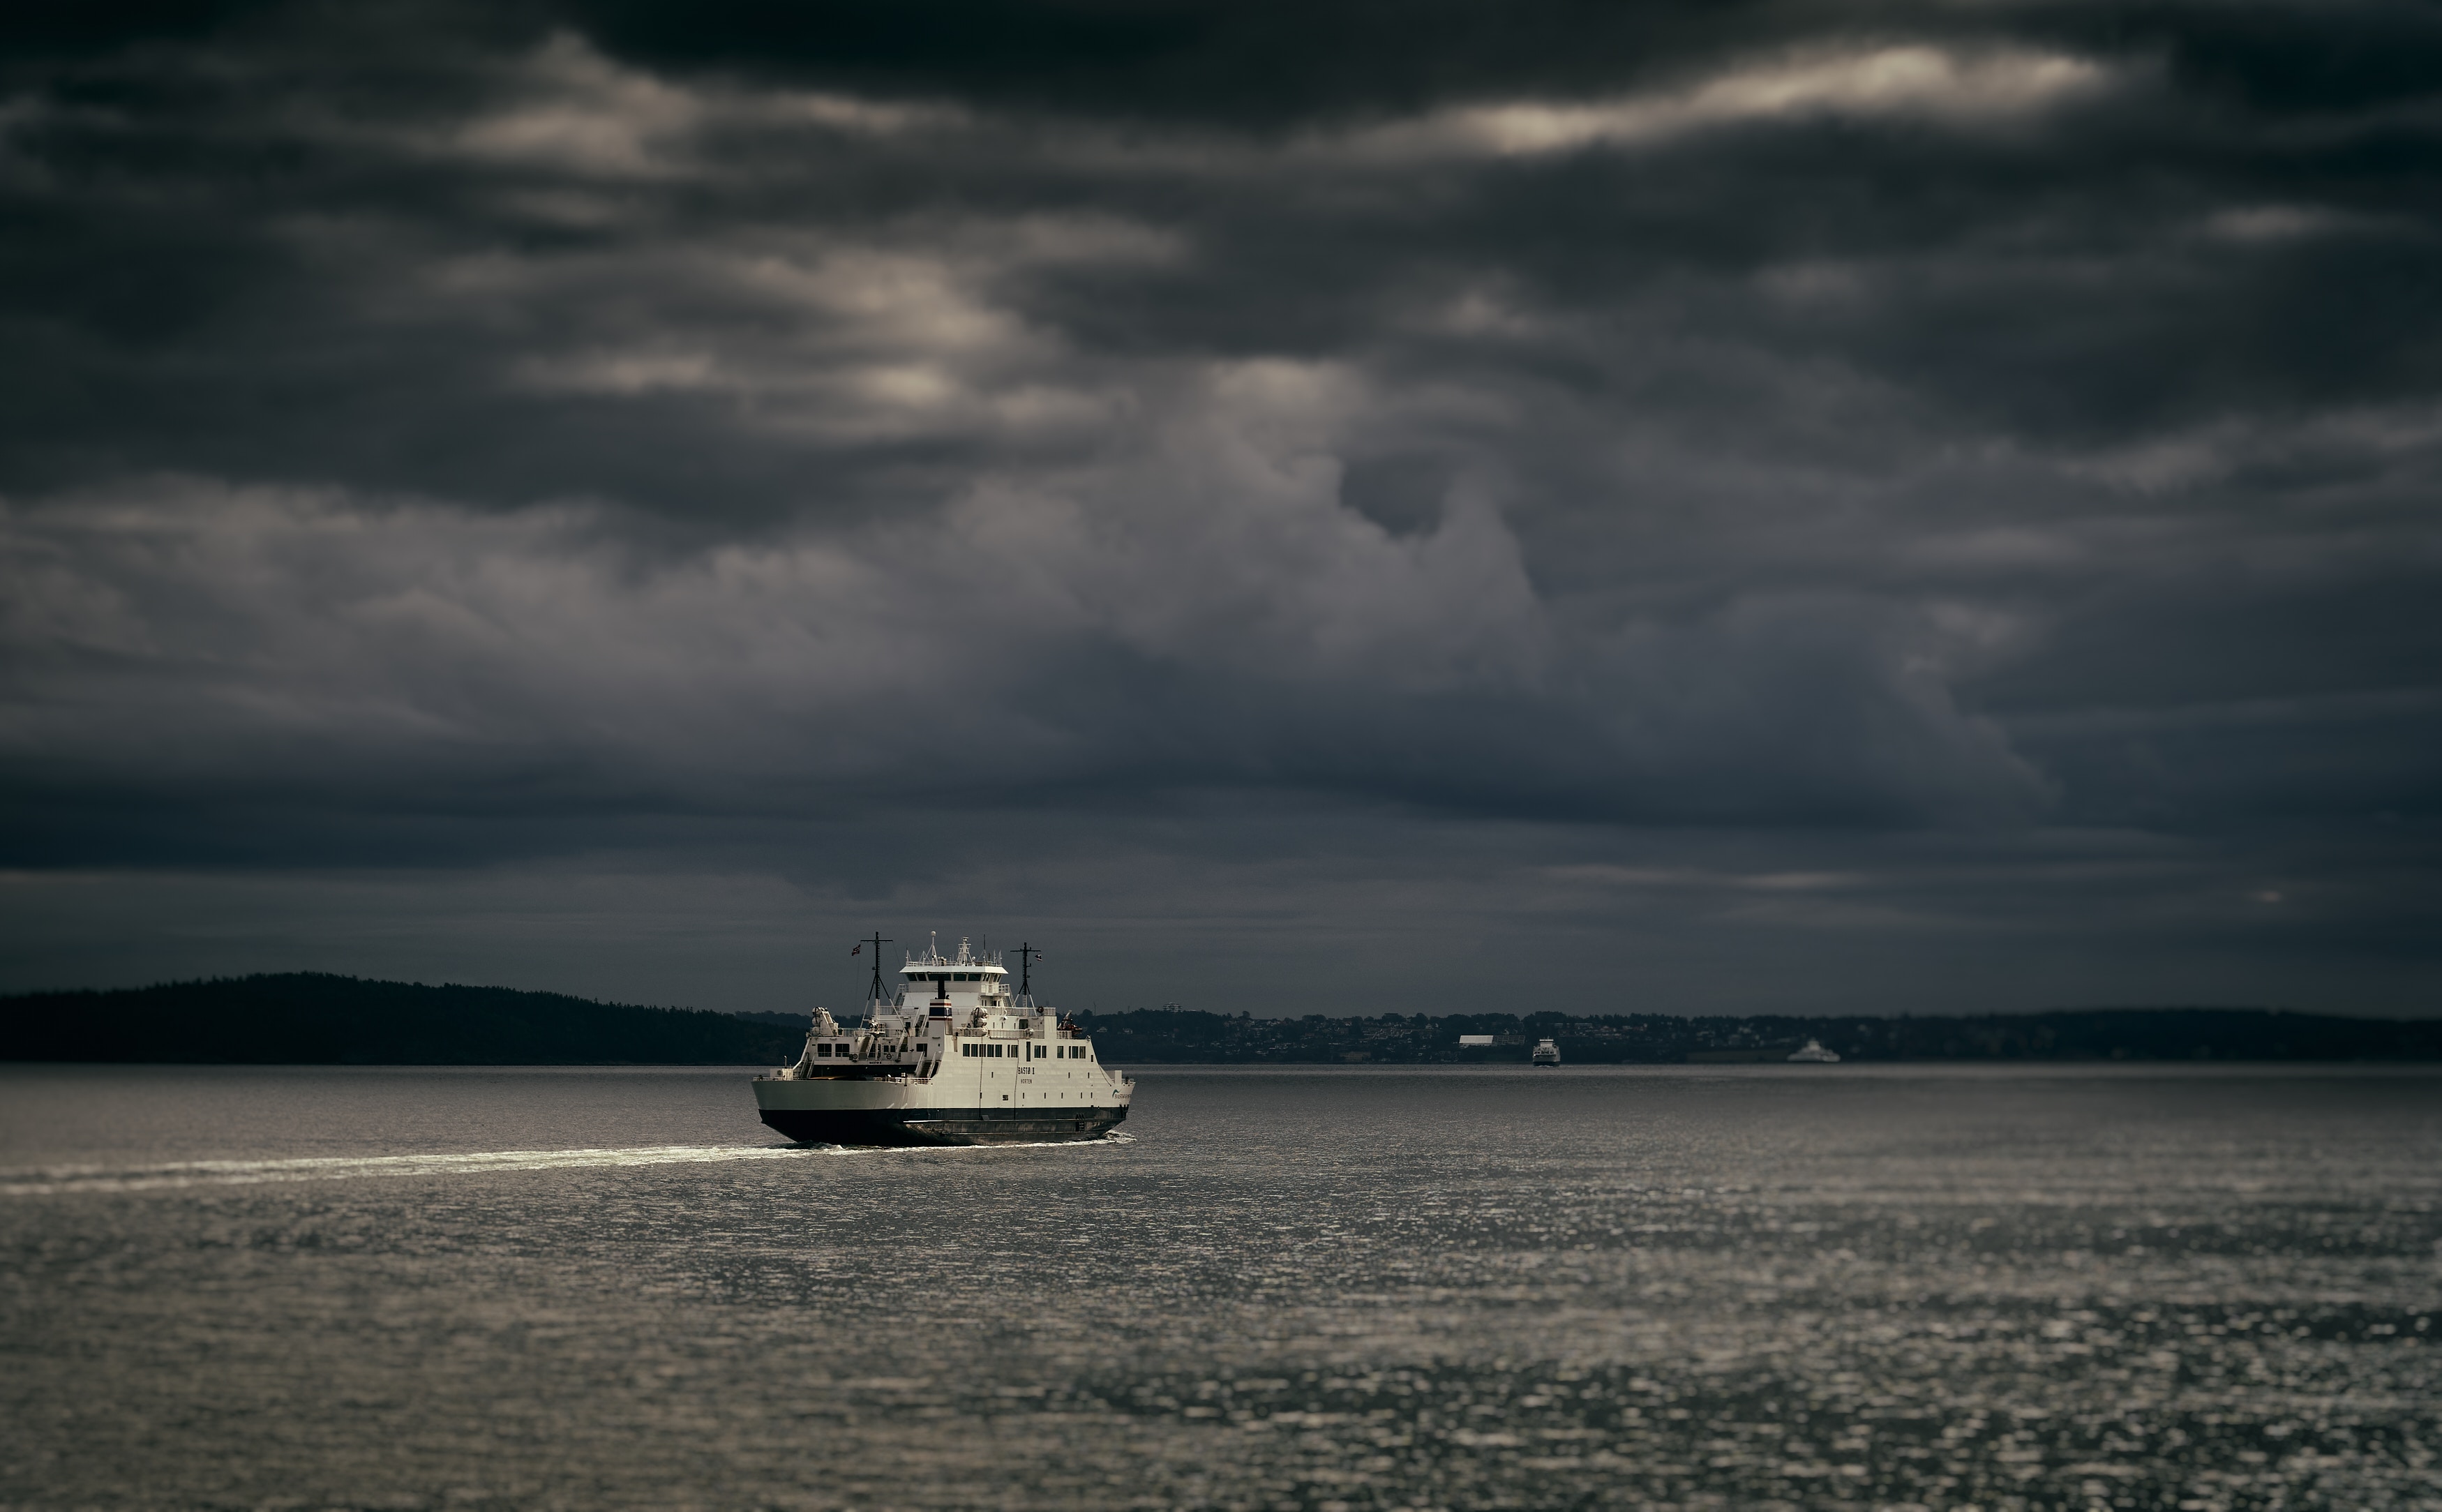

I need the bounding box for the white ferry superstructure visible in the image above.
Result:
[753,935,1132,1146]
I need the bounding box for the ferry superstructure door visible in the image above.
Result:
[964,1024,1005,1123]
[991,1029,1027,1123]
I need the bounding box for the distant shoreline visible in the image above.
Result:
[1109,1060,2442,1073]
[1065,1004,2441,1065]
[8,1061,2437,1073]
[3,973,2436,1066]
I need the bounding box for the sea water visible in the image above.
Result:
[1,1063,2435,1510]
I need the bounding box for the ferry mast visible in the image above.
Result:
[860,932,892,1015]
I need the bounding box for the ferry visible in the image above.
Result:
[754,934,1132,1146]
[1531,1038,1561,1066]
[1786,1038,1841,1063]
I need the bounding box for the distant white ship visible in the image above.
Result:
[1787,1038,1841,1063]
[1531,1038,1561,1066]
[752,934,1132,1146]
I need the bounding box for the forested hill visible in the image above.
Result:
[4,976,2435,1064]
[1,973,802,1065]
[1068,1007,2442,1064]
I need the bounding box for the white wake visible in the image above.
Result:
[1,1135,1128,1196]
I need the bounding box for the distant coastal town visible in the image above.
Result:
[1044,1005,2440,1065]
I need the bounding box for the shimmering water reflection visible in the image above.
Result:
[2,1063,2435,1510]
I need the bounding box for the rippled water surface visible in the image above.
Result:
[3,1063,2436,1511]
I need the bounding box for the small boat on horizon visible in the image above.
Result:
[1787,1038,1841,1063]
[1531,1038,1561,1066]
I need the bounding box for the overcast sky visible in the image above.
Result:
[3,1,2437,1017]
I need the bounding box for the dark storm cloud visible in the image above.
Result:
[1,0,2438,1008]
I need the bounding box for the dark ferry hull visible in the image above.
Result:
[759,1104,1127,1147]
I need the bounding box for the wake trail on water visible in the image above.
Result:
[1,1135,1130,1196]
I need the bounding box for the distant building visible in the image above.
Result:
[1458,1034,1495,1047]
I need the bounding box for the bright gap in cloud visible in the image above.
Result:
[1349,43,2120,160]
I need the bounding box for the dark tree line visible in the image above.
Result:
[1,973,802,1064]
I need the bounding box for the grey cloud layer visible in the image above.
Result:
[1,1,2436,1006]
